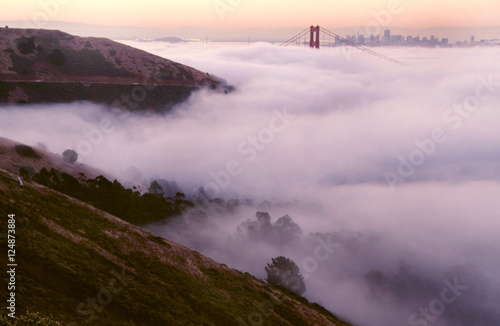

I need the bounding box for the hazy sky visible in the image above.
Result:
[1,0,500,30]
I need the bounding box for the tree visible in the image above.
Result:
[49,48,66,65]
[155,179,182,198]
[62,149,78,163]
[16,36,35,54]
[148,180,164,198]
[265,256,306,296]
[19,167,30,179]
[274,214,302,243]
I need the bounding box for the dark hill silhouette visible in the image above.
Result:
[0,28,231,110]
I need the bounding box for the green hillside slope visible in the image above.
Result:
[0,166,352,326]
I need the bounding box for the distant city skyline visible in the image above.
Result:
[1,0,500,31]
[341,28,499,47]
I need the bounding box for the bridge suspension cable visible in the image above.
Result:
[320,27,409,66]
[280,27,311,47]
[280,25,409,66]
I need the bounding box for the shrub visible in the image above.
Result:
[19,167,31,178]
[62,149,78,163]
[14,144,40,158]
[49,49,66,66]
[0,311,61,325]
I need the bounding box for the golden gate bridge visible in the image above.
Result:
[281,25,409,66]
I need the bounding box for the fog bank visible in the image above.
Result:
[1,43,499,326]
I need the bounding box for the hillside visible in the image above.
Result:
[0,27,230,109]
[0,138,354,326]
[0,136,140,190]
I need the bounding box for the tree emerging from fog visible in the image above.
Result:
[62,149,78,163]
[265,256,306,296]
[240,212,302,245]
[148,180,164,198]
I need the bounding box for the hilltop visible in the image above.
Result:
[0,137,118,182]
[0,137,354,325]
[0,28,230,110]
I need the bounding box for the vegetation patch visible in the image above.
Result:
[16,36,35,55]
[49,48,66,66]
[14,144,40,158]
[0,311,61,325]
[53,48,134,78]
[174,64,194,81]
[30,167,192,225]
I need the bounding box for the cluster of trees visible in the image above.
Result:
[239,212,303,245]
[192,187,254,209]
[149,179,182,198]
[238,213,306,295]
[24,167,193,225]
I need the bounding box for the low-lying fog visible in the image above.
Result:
[1,42,499,326]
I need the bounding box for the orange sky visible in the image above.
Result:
[1,0,499,30]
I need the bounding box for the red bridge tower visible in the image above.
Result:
[309,25,320,49]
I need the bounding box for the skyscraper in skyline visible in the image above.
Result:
[384,29,390,44]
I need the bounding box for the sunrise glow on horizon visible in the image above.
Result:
[1,0,500,30]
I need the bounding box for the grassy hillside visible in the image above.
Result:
[0,28,221,87]
[0,136,137,190]
[0,146,353,325]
